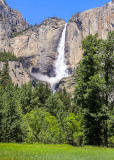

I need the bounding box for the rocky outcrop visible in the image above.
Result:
[0,61,31,87]
[0,0,29,32]
[65,0,114,71]
[55,75,76,96]
[10,17,66,77]
[0,0,29,52]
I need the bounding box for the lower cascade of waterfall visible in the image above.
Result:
[32,23,70,92]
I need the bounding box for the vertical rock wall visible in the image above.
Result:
[66,1,114,71]
[0,61,31,87]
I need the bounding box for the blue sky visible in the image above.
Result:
[5,0,111,25]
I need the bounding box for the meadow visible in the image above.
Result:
[0,143,114,160]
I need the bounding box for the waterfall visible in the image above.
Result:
[31,23,69,92]
[55,23,68,80]
[50,23,69,91]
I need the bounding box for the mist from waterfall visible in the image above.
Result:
[31,23,70,92]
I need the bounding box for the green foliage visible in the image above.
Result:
[74,34,105,145]
[45,93,66,121]
[0,31,113,146]
[63,113,83,145]
[22,108,62,144]
[74,32,114,146]
[100,31,114,109]
[83,75,106,145]
[74,35,102,109]
[108,136,114,147]
[0,59,72,144]
[108,109,114,146]
[30,85,41,108]
[19,82,33,114]
[35,83,51,106]
[57,87,72,112]
[100,31,114,146]
[10,26,32,38]
[0,62,11,89]
[19,82,52,114]
[0,82,23,142]
[0,51,20,62]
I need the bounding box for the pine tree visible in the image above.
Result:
[0,62,11,89]
[19,82,33,114]
[101,31,114,146]
[57,87,72,112]
[0,81,23,142]
[36,83,51,105]
[74,34,105,145]
[45,93,66,121]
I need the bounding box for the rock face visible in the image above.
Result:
[0,0,29,52]
[0,0,114,89]
[10,18,66,77]
[55,75,76,96]
[10,1,114,77]
[0,0,30,87]
[0,61,31,87]
[65,0,114,71]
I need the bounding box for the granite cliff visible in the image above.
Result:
[0,0,29,52]
[0,0,113,91]
[10,18,66,77]
[65,0,114,71]
[0,61,31,87]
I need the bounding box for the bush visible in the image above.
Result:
[22,108,63,144]
[108,136,114,147]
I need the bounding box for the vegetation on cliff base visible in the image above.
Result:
[74,31,114,146]
[0,51,20,62]
[0,31,113,147]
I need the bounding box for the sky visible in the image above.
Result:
[5,0,111,25]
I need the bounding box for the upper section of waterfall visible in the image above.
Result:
[55,23,68,79]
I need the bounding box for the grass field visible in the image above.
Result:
[0,143,114,160]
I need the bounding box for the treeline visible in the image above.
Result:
[0,62,82,145]
[0,31,113,146]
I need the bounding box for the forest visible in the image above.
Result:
[0,31,113,146]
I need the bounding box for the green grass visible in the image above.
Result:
[0,143,114,160]
[0,52,20,62]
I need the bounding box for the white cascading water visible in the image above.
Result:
[50,23,69,91]
[31,23,69,92]
[55,23,68,78]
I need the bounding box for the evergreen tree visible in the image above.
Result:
[19,82,33,114]
[30,85,41,108]
[0,81,23,142]
[36,83,51,106]
[101,31,114,146]
[0,62,11,89]
[45,93,66,121]
[57,87,72,112]
[74,34,105,145]
[0,86,3,141]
